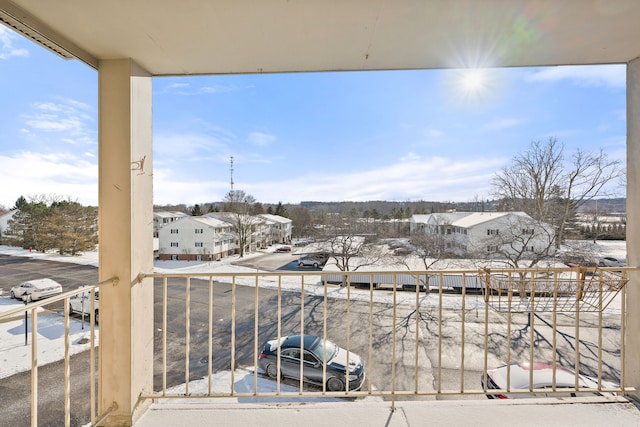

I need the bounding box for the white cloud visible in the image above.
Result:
[160,82,237,95]
[147,153,508,206]
[400,152,421,161]
[0,26,29,59]
[0,152,98,206]
[241,156,506,204]
[524,65,625,88]
[247,131,276,146]
[154,132,232,162]
[199,84,236,94]
[21,99,96,145]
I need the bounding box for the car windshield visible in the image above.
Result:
[308,338,338,362]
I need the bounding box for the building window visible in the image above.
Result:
[171,255,178,260]
[171,242,179,247]
[195,228,204,234]
[171,229,179,234]
[487,245,497,252]
[487,229,499,235]
[521,228,534,235]
[525,245,535,252]
[195,242,203,247]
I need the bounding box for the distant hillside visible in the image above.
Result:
[298,198,626,216]
[155,198,626,217]
[578,198,626,214]
[299,199,501,215]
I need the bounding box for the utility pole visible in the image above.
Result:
[230,156,234,195]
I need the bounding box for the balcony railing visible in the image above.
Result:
[140,267,633,407]
[1,267,634,427]
[0,277,117,427]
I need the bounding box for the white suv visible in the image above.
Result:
[69,290,99,324]
[297,253,328,268]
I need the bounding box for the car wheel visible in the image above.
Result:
[298,262,304,267]
[95,310,99,325]
[68,302,74,314]
[10,290,16,299]
[313,263,319,268]
[265,363,280,380]
[327,377,344,392]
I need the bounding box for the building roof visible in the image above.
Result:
[259,214,292,225]
[189,216,231,228]
[412,211,532,228]
[154,211,188,219]
[2,1,640,76]
[452,212,525,228]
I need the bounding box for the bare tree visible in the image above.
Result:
[222,190,262,258]
[470,213,557,269]
[493,137,623,247]
[314,213,386,288]
[409,227,456,271]
[288,205,314,239]
[325,234,386,273]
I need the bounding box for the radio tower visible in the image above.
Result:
[229,156,235,195]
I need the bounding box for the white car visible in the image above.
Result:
[482,362,617,399]
[597,256,626,267]
[69,290,99,324]
[297,256,328,268]
[10,278,62,301]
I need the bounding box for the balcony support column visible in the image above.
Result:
[97,58,154,426]
[626,57,640,401]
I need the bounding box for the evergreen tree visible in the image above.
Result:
[6,196,98,254]
[274,202,288,217]
[191,204,203,216]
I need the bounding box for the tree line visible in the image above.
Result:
[3,195,98,255]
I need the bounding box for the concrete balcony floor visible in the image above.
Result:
[135,397,640,427]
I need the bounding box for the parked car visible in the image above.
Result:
[393,247,412,256]
[69,289,99,324]
[10,278,63,301]
[297,253,328,268]
[258,334,365,392]
[482,362,617,399]
[275,246,292,252]
[297,257,322,268]
[597,256,626,267]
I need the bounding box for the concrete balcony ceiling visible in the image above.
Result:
[1,0,640,75]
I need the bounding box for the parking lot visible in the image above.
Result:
[0,250,626,426]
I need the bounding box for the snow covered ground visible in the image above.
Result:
[0,240,628,392]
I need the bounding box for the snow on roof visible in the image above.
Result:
[190,216,232,228]
[451,212,526,228]
[413,212,532,228]
[259,214,292,224]
[154,211,188,218]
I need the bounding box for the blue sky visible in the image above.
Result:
[0,25,627,209]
